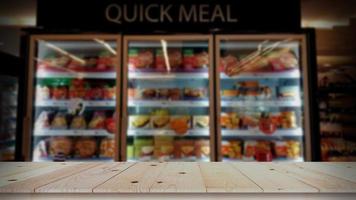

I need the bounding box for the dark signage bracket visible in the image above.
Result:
[37,0,301,32]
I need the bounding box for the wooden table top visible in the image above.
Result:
[0,162,356,194]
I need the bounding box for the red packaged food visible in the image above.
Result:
[52,86,68,100]
[168,49,182,71]
[155,49,166,72]
[183,49,196,71]
[103,86,116,100]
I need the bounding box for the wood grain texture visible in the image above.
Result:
[200,162,262,192]
[268,163,356,193]
[0,163,79,187]
[295,163,356,183]
[0,163,98,193]
[232,163,319,193]
[36,162,134,193]
[149,162,205,193]
[0,162,53,178]
[94,162,166,193]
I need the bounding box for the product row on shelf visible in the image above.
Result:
[127,136,210,162]
[34,137,115,161]
[318,65,356,161]
[222,139,302,161]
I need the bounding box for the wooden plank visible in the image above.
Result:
[149,162,206,193]
[0,162,54,178]
[0,163,99,193]
[0,163,80,188]
[36,162,134,193]
[268,163,356,192]
[295,163,356,183]
[199,162,262,192]
[94,162,166,193]
[232,163,319,193]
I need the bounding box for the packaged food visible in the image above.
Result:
[259,113,277,135]
[286,140,301,159]
[168,88,181,100]
[155,49,166,72]
[85,87,104,100]
[52,86,68,100]
[103,86,116,100]
[243,140,257,159]
[241,114,259,129]
[129,115,150,129]
[74,137,97,158]
[195,140,210,158]
[139,88,157,99]
[51,112,68,129]
[255,141,273,162]
[97,51,116,71]
[257,86,273,100]
[174,140,195,158]
[183,88,206,99]
[133,138,154,158]
[154,136,174,160]
[70,115,87,129]
[278,86,299,99]
[49,137,73,157]
[219,54,239,74]
[36,85,51,100]
[195,51,209,68]
[67,59,85,71]
[183,49,195,71]
[69,79,87,99]
[274,141,288,158]
[88,111,106,129]
[280,111,297,129]
[170,116,191,135]
[193,116,209,129]
[34,111,51,130]
[157,88,169,99]
[222,140,242,159]
[128,88,137,99]
[168,49,182,70]
[128,49,140,70]
[152,115,170,129]
[83,56,98,69]
[137,49,154,69]
[221,90,239,98]
[105,115,116,133]
[220,113,240,129]
[269,49,298,71]
[100,138,115,158]
[53,55,71,68]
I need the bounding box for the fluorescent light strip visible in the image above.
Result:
[161,40,171,72]
[93,38,117,55]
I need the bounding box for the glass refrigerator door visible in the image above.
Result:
[0,76,18,161]
[30,35,120,162]
[122,35,214,162]
[216,35,309,162]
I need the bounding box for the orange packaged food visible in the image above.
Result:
[170,116,191,135]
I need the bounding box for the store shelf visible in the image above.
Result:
[128,100,209,107]
[37,71,116,79]
[221,128,303,138]
[33,129,114,137]
[127,129,209,137]
[221,99,302,107]
[128,72,209,80]
[220,69,300,79]
[222,157,304,162]
[128,157,210,162]
[35,100,116,107]
[35,157,114,162]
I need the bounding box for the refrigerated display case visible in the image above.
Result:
[215,34,313,162]
[121,35,215,162]
[0,76,18,161]
[318,65,356,161]
[24,35,121,161]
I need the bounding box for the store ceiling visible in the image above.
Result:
[0,0,355,28]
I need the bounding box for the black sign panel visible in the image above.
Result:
[37,0,301,32]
